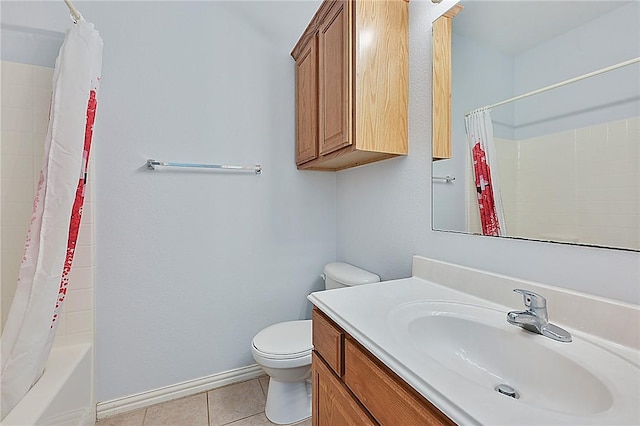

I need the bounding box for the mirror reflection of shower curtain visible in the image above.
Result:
[0,21,102,419]
[465,109,506,236]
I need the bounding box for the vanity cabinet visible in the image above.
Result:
[313,353,377,425]
[291,0,409,171]
[312,308,455,426]
[432,5,462,160]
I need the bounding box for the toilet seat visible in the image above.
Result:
[252,320,312,358]
[252,345,311,360]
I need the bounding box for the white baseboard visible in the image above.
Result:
[96,364,264,420]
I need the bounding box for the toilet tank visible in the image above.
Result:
[322,262,380,290]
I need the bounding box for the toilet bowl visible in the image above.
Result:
[251,320,312,425]
[251,262,380,425]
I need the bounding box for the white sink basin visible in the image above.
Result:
[388,301,639,418]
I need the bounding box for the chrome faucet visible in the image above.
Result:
[507,289,572,343]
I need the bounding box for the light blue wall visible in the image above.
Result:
[1,0,332,403]
[452,33,515,140]
[445,2,640,142]
[513,2,640,139]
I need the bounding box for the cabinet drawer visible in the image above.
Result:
[344,337,455,426]
[312,308,344,376]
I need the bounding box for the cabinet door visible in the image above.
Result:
[312,353,376,426]
[295,35,319,165]
[432,14,452,160]
[318,0,351,156]
[344,338,455,426]
[432,6,461,160]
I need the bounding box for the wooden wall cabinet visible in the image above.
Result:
[291,0,409,171]
[312,308,455,426]
[432,5,462,160]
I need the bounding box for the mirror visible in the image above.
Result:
[432,0,640,251]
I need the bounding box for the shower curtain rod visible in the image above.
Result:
[63,0,83,23]
[466,56,640,116]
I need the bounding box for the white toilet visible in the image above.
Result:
[251,262,380,425]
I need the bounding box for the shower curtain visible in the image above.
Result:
[0,20,102,419]
[465,109,506,236]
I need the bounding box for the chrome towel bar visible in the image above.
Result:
[433,175,455,183]
[146,159,262,175]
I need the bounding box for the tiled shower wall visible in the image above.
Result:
[471,117,639,250]
[1,60,95,345]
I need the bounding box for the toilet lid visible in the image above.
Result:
[253,320,312,358]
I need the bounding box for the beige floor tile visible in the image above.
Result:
[208,379,266,426]
[219,412,311,426]
[225,413,272,426]
[258,376,269,397]
[143,394,208,426]
[95,408,146,426]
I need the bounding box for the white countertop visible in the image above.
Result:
[308,277,640,425]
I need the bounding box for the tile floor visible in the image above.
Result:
[95,376,311,426]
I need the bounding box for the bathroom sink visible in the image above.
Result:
[388,301,639,417]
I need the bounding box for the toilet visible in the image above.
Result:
[251,262,380,425]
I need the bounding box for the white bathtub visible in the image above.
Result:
[2,343,94,426]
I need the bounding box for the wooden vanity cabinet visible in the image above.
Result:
[313,353,377,425]
[312,308,455,426]
[291,0,409,171]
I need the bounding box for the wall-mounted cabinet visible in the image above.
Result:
[291,0,409,171]
[432,5,462,160]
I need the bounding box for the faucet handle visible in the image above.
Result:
[513,289,546,309]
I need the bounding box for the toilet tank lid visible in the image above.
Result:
[323,262,380,286]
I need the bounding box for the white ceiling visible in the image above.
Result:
[452,1,634,55]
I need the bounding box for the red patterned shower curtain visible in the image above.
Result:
[465,109,506,236]
[0,20,102,419]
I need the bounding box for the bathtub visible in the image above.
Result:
[2,343,94,426]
